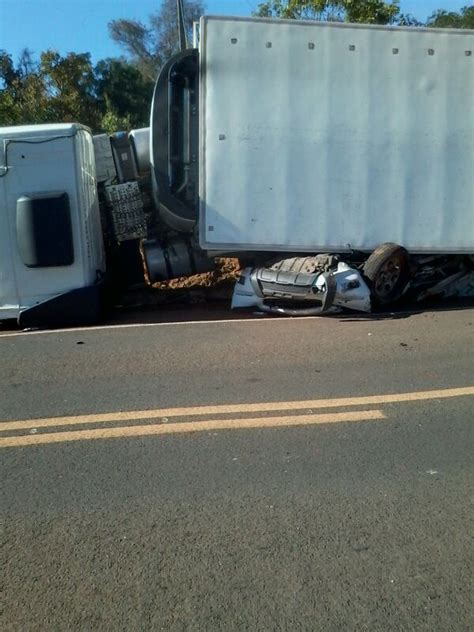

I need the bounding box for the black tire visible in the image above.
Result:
[363,243,410,305]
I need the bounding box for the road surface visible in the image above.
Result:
[1,307,473,631]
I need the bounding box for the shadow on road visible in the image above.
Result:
[335,297,474,322]
[1,288,473,334]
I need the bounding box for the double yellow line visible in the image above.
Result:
[1,386,472,449]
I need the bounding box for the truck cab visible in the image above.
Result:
[0,123,105,326]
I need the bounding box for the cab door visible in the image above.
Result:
[0,165,19,320]
[5,137,83,311]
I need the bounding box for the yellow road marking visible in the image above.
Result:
[1,386,473,432]
[0,410,385,448]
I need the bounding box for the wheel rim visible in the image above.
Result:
[374,256,403,299]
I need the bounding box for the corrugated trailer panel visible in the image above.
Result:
[199,17,474,253]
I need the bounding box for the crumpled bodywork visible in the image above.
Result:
[417,270,474,301]
[231,254,474,316]
[231,261,371,315]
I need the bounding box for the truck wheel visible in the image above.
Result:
[363,243,410,305]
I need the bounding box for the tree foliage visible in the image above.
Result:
[0,49,49,125]
[109,0,205,80]
[39,51,100,128]
[254,0,400,24]
[426,5,474,28]
[95,59,154,129]
[0,50,153,132]
[255,1,474,25]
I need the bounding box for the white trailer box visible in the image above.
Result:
[0,123,105,325]
[198,17,474,254]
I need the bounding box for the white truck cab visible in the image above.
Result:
[0,123,105,326]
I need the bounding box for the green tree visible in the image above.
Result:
[108,0,205,80]
[95,58,154,130]
[0,49,49,125]
[39,50,100,128]
[0,48,154,132]
[426,5,474,28]
[100,110,132,135]
[0,50,20,88]
[255,0,400,24]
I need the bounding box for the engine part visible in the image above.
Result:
[268,255,340,275]
[104,182,147,243]
[143,237,214,282]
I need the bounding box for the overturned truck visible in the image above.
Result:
[1,16,473,326]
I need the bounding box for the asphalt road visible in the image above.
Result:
[1,307,473,631]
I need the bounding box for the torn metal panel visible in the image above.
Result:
[231,260,371,314]
[418,270,474,300]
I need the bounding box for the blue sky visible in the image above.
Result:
[0,0,469,63]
